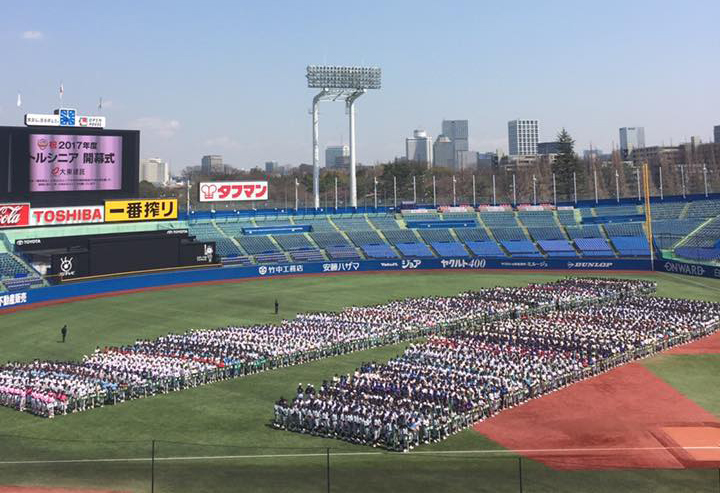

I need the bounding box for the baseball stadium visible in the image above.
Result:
[1,118,720,493]
[1,19,720,489]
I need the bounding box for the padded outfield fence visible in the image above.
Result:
[0,437,718,493]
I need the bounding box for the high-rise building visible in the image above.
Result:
[455,151,478,170]
[714,125,720,144]
[433,135,454,168]
[619,127,645,159]
[441,120,469,168]
[477,152,498,168]
[325,145,349,168]
[405,130,433,166]
[265,161,280,174]
[201,155,224,175]
[140,158,169,185]
[508,119,539,156]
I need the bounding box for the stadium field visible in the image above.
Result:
[0,271,719,492]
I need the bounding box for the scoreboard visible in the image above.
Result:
[0,126,140,206]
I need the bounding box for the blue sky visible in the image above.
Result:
[1,0,718,172]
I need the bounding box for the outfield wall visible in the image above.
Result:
[2,257,719,313]
[1,257,658,312]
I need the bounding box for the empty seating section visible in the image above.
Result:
[290,250,325,262]
[517,211,556,227]
[311,232,351,248]
[491,228,527,241]
[610,236,650,256]
[272,234,314,251]
[604,222,646,237]
[369,216,400,230]
[402,212,439,221]
[574,238,615,257]
[556,210,578,225]
[346,230,384,246]
[326,246,361,260]
[454,228,490,243]
[579,208,595,219]
[685,200,720,219]
[333,217,373,231]
[500,240,542,257]
[395,243,435,258]
[431,242,469,257]
[382,229,419,245]
[236,236,279,254]
[681,217,720,248]
[479,212,517,228]
[465,241,505,257]
[594,205,639,217]
[296,218,335,232]
[537,240,577,257]
[527,226,565,240]
[361,244,398,259]
[652,219,702,249]
[442,212,477,221]
[221,256,254,266]
[0,254,31,278]
[650,202,685,220]
[254,252,288,264]
[566,225,603,239]
[212,238,245,258]
[418,229,454,243]
[217,222,254,236]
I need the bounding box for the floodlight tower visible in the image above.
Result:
[307,65,381,208]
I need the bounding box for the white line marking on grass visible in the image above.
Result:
[0,446,718,465]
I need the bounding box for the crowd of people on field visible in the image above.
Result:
[272,294,720,451]
[0,278,656,418]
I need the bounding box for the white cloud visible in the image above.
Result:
[204,136,242,150]
[22,31,43,40]
[130,117,180,138]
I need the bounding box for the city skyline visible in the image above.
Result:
[1,0,718,172]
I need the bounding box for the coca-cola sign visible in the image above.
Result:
[0,204,31,229]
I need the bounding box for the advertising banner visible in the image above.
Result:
[104,199,177,222]
[30,206,104,226]
[29,134,122,192]
[199,181,268,202]
[0,203,31,228]
[51,252,90,280]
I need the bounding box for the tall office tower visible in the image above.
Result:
[508,119,539,156]
[433,135,454,168]
[441,120,469,167]
[140,158,170,185]
[325,145,349,168]
[619,127,646,159]
[714,125,720,144]
[265,161,280,174]
[201,155,224,175]
[405,129,433,166]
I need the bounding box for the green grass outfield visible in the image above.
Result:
[0,271,718,492]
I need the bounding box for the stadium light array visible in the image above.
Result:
[306,65,382,208]
[306,65,382,90]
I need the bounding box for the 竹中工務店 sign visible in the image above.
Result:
[104,199,177,222]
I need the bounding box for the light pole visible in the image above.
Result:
[472,175,476,206]
[492,175,496,206]
[306,65,381,209]
[334,176,338,209]
[412,175,417,203]
[452,176,457,206]
[294,178,299,210]
[615,170,620,203]
[512,174,516,206]
[659,166,664,200]
[593,167,599,204]
[393,175,397,208]
[636,167,641,201]
[432,175,436,207]
[573,171,577,204]
[680,164,686,198]
[552,173,557,206]
[373,176,378,209]
[532,175,537,205]
[703,164,708,197]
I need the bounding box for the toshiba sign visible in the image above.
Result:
[30,206,105,226]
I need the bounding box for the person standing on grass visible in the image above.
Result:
[61,325,68,343]
[275,299,279,315]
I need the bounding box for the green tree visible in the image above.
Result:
[552,128,584,201]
